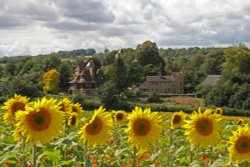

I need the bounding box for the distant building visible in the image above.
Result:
[69,60,106,94]
[201,75,221,86]
[139,72,184,94]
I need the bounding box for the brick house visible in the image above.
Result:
[69,60,106,94]
[139,72,184,94]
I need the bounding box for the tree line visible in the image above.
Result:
[0,41,249,110]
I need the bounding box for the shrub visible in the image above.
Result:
[0,97,7,104]
[243,98,250,110]
[147,92,161,103]
[71,93,101,110]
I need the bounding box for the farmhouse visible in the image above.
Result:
[139,72,184,94]
[69,60,106,94]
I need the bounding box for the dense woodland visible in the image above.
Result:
[0,41,249,111]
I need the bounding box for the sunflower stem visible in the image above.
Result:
[22,139,27,167]
[168,129,173,167]
[32,143,37,167]
[133,146,137,165]
[188,145,193,164]
[84,140,89,167]
[63,123,68,137]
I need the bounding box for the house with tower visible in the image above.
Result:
[69,59,106,95]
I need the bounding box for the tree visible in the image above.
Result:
[42,53,61,71]
[108,56,128,93]
[222,44,250,78]
[97,81,119,109]
[58,61,73,92]
[43,69,61,93]
[0,73,44,98]
[126,63,144,87]
[5,58,16,75]
[136,41,165,74]
[201,50,224,75]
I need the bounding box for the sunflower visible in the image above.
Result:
[214,107,223,115]
[228,125,250,164]
[57,98,72,114]
[237,119,245,126]
[71,103,84,117]
[114,110,128,125]
[170,111,186,129]
[184,108,222,148]
[125,106,162,148]
[68,112,78,127]
[78,106,113,146]
[15,97,64,144]
[2,94,30,125]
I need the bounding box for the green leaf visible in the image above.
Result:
[239,162,250,167]
[38,149,62,167]
[59,159,75,166]
[175,145,185,155]
[114,148,128,157]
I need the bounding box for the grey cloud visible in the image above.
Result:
[46,21,97,31]
[24,3,58,21]
[0,1,58,29]
[101,27,128,36]
[158,37,208,47]
[0,14,27,28]
[55,0,115,23]
[101,24,146,37]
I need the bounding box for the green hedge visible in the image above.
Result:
[223,107,250,117]
[0,97,7,104]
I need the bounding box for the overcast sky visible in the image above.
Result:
[0,0,250,56]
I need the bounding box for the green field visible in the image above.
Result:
[1,105,250,167]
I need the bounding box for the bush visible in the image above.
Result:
[0,97,7,104]
[223,107,250,117]
[71,93,101,110]
[243,98,250,110]
[147,92,161,103]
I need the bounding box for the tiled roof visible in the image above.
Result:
[146,76,172,81]
[201,75,221,85]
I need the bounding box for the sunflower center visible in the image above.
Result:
[11,102,25,114]
[235,136,250,153]
[216,109,222,115]
[72,106,78,113]
[27,108,51,131]
[70,115,77,126]
[173,115,181,124]
[86,117,103,135]
[195,118,213,136]
[34,116,43,125]
[133,119,150,136]
[237,119,244,125]
[116,113,123,121]
[60,104,66,112]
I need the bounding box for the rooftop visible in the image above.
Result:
[201,75,221,86]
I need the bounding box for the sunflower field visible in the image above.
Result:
[0,94,250,167]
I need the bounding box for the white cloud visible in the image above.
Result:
[0,0,250,56]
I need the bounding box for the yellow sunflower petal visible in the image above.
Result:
[57,98,73,113]
[125,106,162,148]
[67,112,78,127]
[72,103,84,116]
[2,94,30,125]
[78,106,113,146]
[15,97,64,144]
[114,110,127,125]
[228,125,250,164]
[184,108,222,148]
[170,111,186,129]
